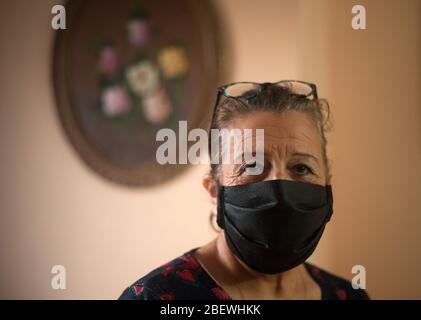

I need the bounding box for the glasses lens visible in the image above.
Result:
[224,83,260,99]
[276,81,314,97]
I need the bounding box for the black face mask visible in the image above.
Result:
[216,179,333,274]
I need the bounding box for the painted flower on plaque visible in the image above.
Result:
[142,88,173,125]
[98,46,120,78]
[126,60,160,97]
[127,19,151,47]
[101,85,131,117]
[158,46,189,79]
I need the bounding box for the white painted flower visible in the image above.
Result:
[142,88,173,125]
[157,46,189,79]
[101,85,131,117]
[126,60,160,97]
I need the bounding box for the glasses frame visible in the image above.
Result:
[222,79,316,98]
[210,79,317,127]
[207,80,318,155]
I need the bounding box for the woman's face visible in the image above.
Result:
[218,110,328,187]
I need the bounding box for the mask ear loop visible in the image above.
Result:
[215,179,225,229]
[325,185,334,222]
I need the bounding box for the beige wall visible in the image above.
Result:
[0,0,420,299]
[328,0,421,299]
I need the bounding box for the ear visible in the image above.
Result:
[203,172,217,206]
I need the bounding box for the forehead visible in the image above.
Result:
[227,110,323,154]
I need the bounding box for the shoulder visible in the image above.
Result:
[118,248,214,300]
[305,262,370,300]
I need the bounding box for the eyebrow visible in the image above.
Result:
[290,151,320,164]
[232,151,320,165]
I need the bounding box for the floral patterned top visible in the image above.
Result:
[119,247,369,300]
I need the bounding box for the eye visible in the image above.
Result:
[292,164,313,176]
[238,161,257,175]
[238,160,268,177]
[245,162,256,169]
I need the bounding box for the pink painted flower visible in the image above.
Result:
[101,86,131,117]
[98,46,119,77]
[142,88,173,125]
[127,19,150,47]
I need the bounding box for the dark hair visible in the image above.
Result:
[208,84,332,180]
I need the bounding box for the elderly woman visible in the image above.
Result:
[119,81,369,300]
